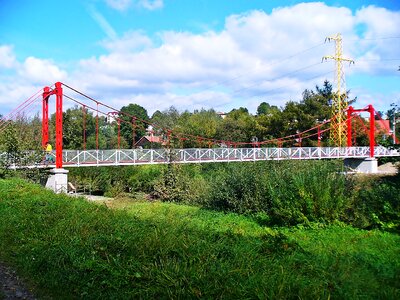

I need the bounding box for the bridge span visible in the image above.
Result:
[35,146,399,168]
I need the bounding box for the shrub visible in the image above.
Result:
[346,174,400,232]
[127,165,164,193]
[152,163,209,205]
[206,160,348,226]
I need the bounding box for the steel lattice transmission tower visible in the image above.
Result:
[323,33,354,146]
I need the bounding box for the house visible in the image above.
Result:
[134,135,166,148]
[134,126,167,148]
[375,119,391,134]
[217,112,227,119]
[374,119,399,143]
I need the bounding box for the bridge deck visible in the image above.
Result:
[4,146,398,168]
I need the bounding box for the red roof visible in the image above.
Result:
[375,120,390,134]
[375,120,399,143]
[135,135,166,146]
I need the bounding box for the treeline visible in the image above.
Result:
[2,80,392,152]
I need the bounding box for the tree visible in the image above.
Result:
[1,123,20,165]
[151,106,181,134]
[296,80,336,146]
[301,80,332,122]
[62,106,85,149]
[50,106,101,150]
[387,103,400,144]
[216,108,256,144]
[256,102,279,116]
[177,109,222,147]
[119,104,149,148]
[253,81,336,146]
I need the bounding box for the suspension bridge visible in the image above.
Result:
[0,82,399,192]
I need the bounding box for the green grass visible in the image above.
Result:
[0,178,399,299]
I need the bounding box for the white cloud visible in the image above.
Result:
[139,0,163,10]
[101,31,153,52]
[77,2,362,113]
[0,45,17,69]
[356,6,400,38]
[351,6,400,75]
[88,6,118,40]
[225,4,355,59]
[105,0,163,11]
[0,46,68,114]
[1,2,399,117]
[105,0,132,11]
[20,57,67,85]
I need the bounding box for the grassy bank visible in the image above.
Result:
[0,179,399,299]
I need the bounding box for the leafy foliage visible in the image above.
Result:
[216,108,257,143]
[205,161,348,225]
[152,163,207,204]
[345,174,400,232]
[68,159,400,231]
[119,103,150,147]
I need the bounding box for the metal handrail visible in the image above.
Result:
[1,146,399,168]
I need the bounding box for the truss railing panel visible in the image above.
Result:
[2,146,399,168]
[58,146,400,167]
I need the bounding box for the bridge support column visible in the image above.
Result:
[55,82,63,169]
[344,158,378,173]
[45,168,69,193]
[42,87,50,148]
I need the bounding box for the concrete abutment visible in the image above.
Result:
[45,168,69,193]
[344,158,378,174]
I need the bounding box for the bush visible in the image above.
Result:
[127,165,164,193]
[346,174,400,232]
[67,160,400,230]
[206,161,348,226]
[152,163,209,205]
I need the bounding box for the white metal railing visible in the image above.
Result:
[1,146,399,168]
[58,146,399,167]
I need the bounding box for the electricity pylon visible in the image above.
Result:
[323,33,354,146]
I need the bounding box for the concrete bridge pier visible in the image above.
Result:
[344,158,378,174]
[45,168,69,193]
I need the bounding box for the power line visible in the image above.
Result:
[247,69,334,100]
[349,36,400,41]
[194,37,398,94]
[194,42,326,93]
[229,61,324,96]
[357,58,400,62]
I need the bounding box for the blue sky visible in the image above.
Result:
[0,0,399,116]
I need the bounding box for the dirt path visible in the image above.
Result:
[378,162,399,174]
[0,261,36,300]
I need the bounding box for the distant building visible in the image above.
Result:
[106,112,118,124]
[135,135,166,148]
[375,119,399,143]
[375,119,391,135]
[134,126,166,148]
[217,112,227,119]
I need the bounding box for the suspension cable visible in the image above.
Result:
[82,105,86,150]
[96,102,99,150]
